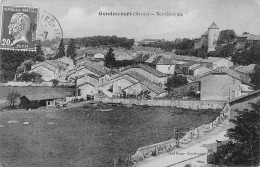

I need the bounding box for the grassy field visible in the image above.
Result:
[0,103,221,167]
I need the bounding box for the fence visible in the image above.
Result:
[95,97,226,110]
[130,104,231,163]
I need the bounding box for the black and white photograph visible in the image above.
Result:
[0,0,259,167]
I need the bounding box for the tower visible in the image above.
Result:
[207,22,219,52]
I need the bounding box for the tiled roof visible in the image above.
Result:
[77,82,95,87]
[237,34,250,38]
[121,63,167,77]
[67,60,110,77]
[136,64,167,77]
[113,71,166,94]
[22,93,64,101]
[186,75,198,81]
[233,64,256,74]
[200,67,252,86]
[195,57,223,63]
[114,51,133,60]
[202,30,208,36]
[124,71,151,82]
[31,63,57,73]
[189,64,204,70]
[139,81,166,94]
[167,54,199,62]
[208,22,219,29]
[153,56,180,65]
[85,50,107,55]
[246,34,260,41]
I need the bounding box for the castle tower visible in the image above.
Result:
[207,22,219,52]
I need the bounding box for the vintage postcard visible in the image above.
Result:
[0,0,259,167]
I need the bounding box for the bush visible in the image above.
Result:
[51,79,59,87]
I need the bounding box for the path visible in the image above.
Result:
[135,118,230,167]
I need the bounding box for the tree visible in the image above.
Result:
[197,47,208,59]
[209,103,259,166]
[66,39,77,60]
[17,72,42,82]
[165,75,188,90]
[35,44,45,62]
[104,48,116,69]
[250,64,260,90]
[215,43,236,58]
[7,91,20,109]
[217,29,236,45]
[231,42,260,65]
[55,38,65,59]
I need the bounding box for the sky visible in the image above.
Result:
[1,0,260,40]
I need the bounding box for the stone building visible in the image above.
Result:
[194,22,220,52]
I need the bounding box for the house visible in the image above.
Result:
[200,67,252,101]
[195,57,233,70]
[236,34,260,49]
[188,65,212,76]
[77,82,98,98]
[30,57,73,81]
[19,93,65,109]
[114,50,133,61]
[93,52,105,61]
[84,50,107,61]
[120,63,168,85]
[76,74,99,97]
[67,60,111,86]
[154,56,179,74]
[56,56,74,70]
[109,71,167,98]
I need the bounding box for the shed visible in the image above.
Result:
[20,93,64,109]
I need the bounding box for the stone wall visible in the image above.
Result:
[0,86,75,99]
[95,97,225,110]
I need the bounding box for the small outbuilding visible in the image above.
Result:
[20,93,64,109]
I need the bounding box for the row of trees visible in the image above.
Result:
[141,38,194,52]
[65,36,135,49]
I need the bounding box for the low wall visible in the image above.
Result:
[131,104,231,163]
[95,97,225,110]
[4,81,74,87]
